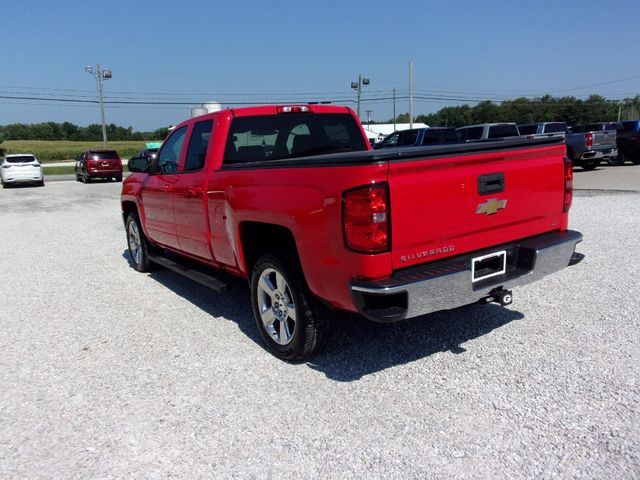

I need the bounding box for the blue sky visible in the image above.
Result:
[2,0,639,131]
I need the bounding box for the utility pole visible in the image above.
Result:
[393,89,396,132]
[618,103,622,122]
[409,61,413,129]
[85,64,112,148]
[350,75,370,120]
[365,110,373,130]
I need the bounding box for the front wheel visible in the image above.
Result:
[126,213,154,272]
[250,253,330,360]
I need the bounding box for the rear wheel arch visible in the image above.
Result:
[239,222,302,276]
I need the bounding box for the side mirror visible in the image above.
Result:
[128,156,150,173]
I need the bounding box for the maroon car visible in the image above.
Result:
[75,149,123,183]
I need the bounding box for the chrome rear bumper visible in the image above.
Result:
[350,230,584,322]
[580,148,617,160]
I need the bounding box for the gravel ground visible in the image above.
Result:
[0,181,638,479]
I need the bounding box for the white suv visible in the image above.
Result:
[1,154,44,188]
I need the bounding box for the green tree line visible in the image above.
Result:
[0,121,168,141]
[390,95,640,127]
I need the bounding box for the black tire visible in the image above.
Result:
[75,170,80,182]
[632,154,640,165]
[82,169,91,183]
[607,153,625,166]
[250,253,331,360]
[580,159,600,171]
[115,175,122,182]
[125,212,154,273]
[38,180,45,187]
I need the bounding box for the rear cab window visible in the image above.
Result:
[422,129,458,144]
[397,130,419,146]
[544,123,567,134]
[223,113,367,164]
[518,125,537,135]
[462,127,483,141]
[488,124,519,138]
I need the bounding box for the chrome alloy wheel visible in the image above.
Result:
[128,220,142,265]
[257,268,297,346]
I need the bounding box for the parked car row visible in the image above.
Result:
[372,120,640,170]
[1,142,162,189]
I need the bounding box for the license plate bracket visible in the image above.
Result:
[472,250,506,282]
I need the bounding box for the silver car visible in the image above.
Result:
[1,154,44,188]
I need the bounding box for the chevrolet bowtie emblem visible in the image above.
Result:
[476,198,507,215]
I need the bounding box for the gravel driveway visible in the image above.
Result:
[0,181,638,479]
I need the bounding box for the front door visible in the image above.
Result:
[140,125,188,250]
[172,119,215,260]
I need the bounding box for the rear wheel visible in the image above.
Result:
[38,180,45,187]
[126,213,154,272]
[607,153,625,166]
[251,253,330,360]
[580,159,600,171]
[82,169,91,183]
[115,175,122,182]
[632,154,640,165]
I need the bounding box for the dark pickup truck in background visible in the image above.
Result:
[616,120,640,165]
[520,121,620,170]
[567,122,620,169]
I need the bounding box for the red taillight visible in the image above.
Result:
[563,157,573,212]
[276,105,313,114]
[585,133,593,148]
[343,184,390,253]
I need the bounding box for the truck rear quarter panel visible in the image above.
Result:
[207,163,392,311]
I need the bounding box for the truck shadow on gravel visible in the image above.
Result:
[312,306,523,381]
[124,252,524,382]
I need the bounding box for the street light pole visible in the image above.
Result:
[350,75,370,120]
[85,64,112,148]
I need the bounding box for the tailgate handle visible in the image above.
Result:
[478,173,504,195]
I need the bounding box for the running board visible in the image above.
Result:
[148,254,229,293]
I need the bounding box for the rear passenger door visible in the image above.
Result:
[172,119,215,260]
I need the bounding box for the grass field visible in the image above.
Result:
[1,140,144,162]
[42,165,131,175]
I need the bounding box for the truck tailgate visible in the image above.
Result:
[592,130,617,150]
[387,142,566,270]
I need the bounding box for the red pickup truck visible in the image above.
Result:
[121,105,584,360]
